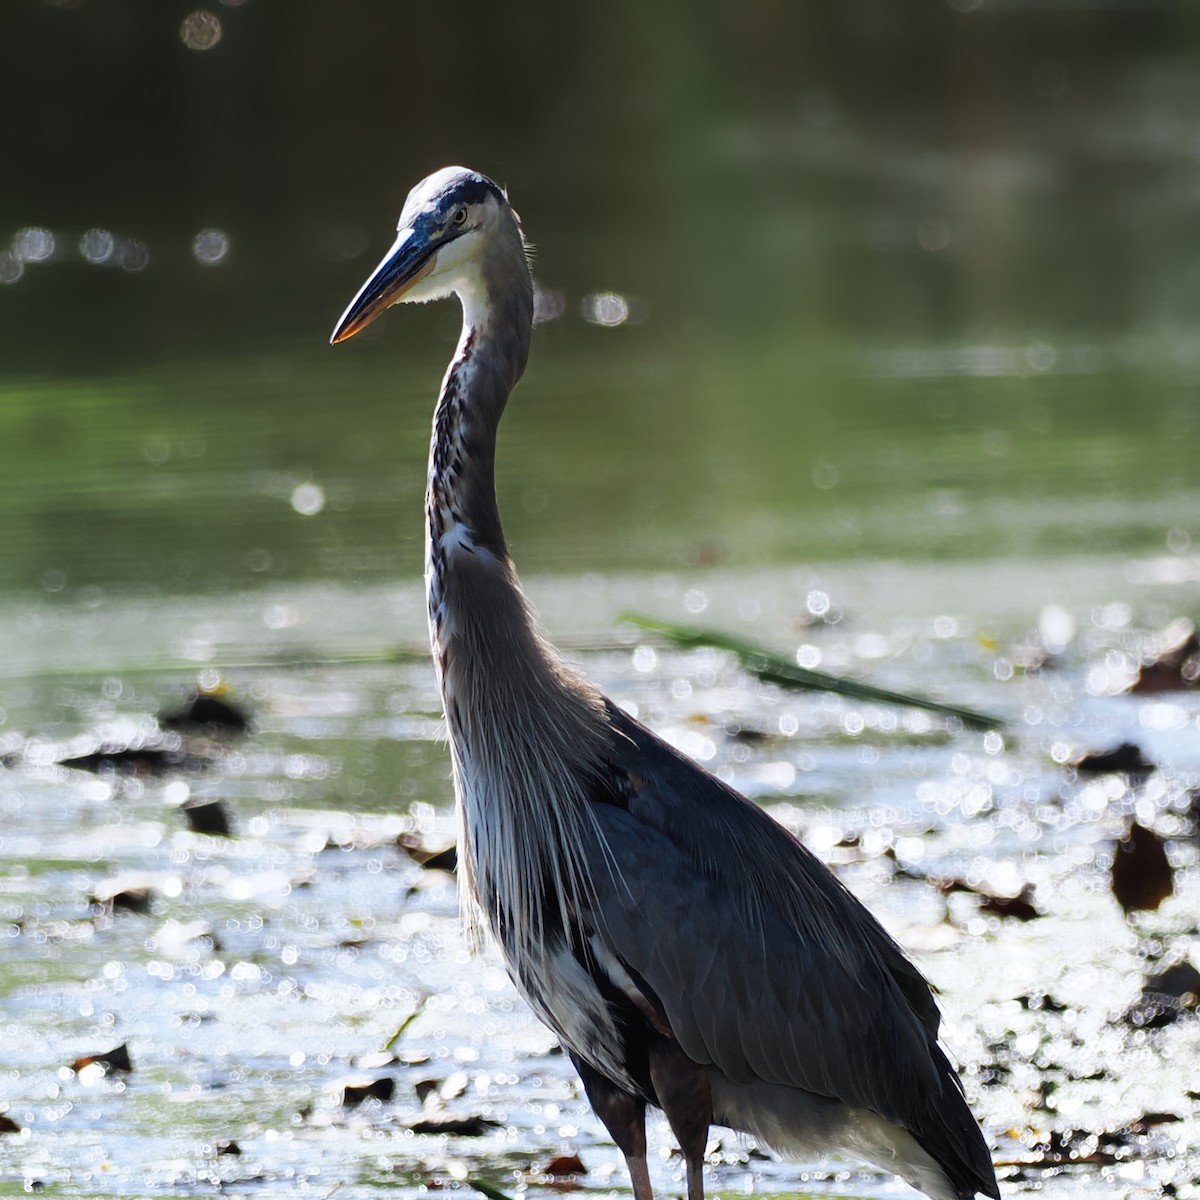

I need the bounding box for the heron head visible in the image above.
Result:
[331,166,514,344]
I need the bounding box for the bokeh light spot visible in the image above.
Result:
[181,11,222,51]
[192,228,230,266]
[582,292,630,327]
[812,461,840,490]
[532,285,565,325]
[117,238,150,273]
[291,483,325,517]
[79,229,115,265]
[0,252,22,285]
[14,227,55,263]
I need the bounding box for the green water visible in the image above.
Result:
[3,3,1199,607]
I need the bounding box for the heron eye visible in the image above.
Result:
[453,208,468,226]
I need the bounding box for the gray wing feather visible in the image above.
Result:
[586,703,950,1128]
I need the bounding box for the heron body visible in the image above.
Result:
[331,166,999,1200]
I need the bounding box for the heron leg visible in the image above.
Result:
[648,1036,712,1200]
[569,1051,653,1200]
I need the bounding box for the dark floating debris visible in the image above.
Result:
[0,1113,21,1134]
[1015,993,1069,1014]
[1129,618,1200,694]
[543,1154,586,1177]
[398,833,457,874]
[977,885,1041,922]
[1072,741,1156,778]
[1110,821,1174,915]
[215,1139,242,1156]
[407,1112,500,1137]
[422,1071,469,1102]
[409,1068,498,1137]
[181,797,234,837]
[1003,1112,1184,1174]
[91,877,155,915]
[622,614,1005,731]
[1125,960,1200,1029]
[937,878,1042,922]
[1146,960,1200,1001]
[160,687,252,735]
[1126,1111,1182,1133]
[71,1043,133,1074]
[337,1074,395,1107]
[62,739,205,776]
[1004,1127,1125,1169]
[724,720,773,745]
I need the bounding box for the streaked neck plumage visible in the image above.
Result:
[423,219,610,958]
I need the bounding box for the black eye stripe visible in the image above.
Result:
[435,174,504,221]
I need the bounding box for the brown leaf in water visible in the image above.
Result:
[1145,961,1200,1000]
[544,1154,586,1176]
[338,1075,395,1106]
[1072,741,1155,776]
[397,833,457,873]
[1125,960,1200,1028]
[91,879,155,914]
[1125,1111,1181,1134]
[71,1042,133,1074]
[937,878,1041,920]
[407,1113,500,1136]
[1111,822,1173,914]
[160,690,252,735]
[1128,619,1200,693]
[181,798,234,836]
[979,885,1041,921]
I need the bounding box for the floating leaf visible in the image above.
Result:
[71,1043,133,1074]
[409,1113,499,1136]
[160,689,251,735]
[1128,618,1200,693]
[181,797,234,837]
[1111,822,1173,915]
[337,1075,395,1107]
[1072,742,1155,777]
[544,1154,586,1176]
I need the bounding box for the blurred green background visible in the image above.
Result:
[1,0,1198,604]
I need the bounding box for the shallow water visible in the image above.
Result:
[2,558,1198,1200]
[2,3,1200,1198]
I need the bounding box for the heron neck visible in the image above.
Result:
[422,273,612,955]
[425,267,536,652]
[425,282,530,562]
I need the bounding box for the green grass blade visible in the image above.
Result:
[382,996,427,1053]
[469,1181,518,1200]
[622,613,1005,731]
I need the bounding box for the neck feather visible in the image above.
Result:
[421,241,612,955]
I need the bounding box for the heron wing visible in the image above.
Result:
[584,700,952,1129]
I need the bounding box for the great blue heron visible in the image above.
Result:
[330,166,999,1200]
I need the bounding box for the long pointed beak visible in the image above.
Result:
[329,228,439,345]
